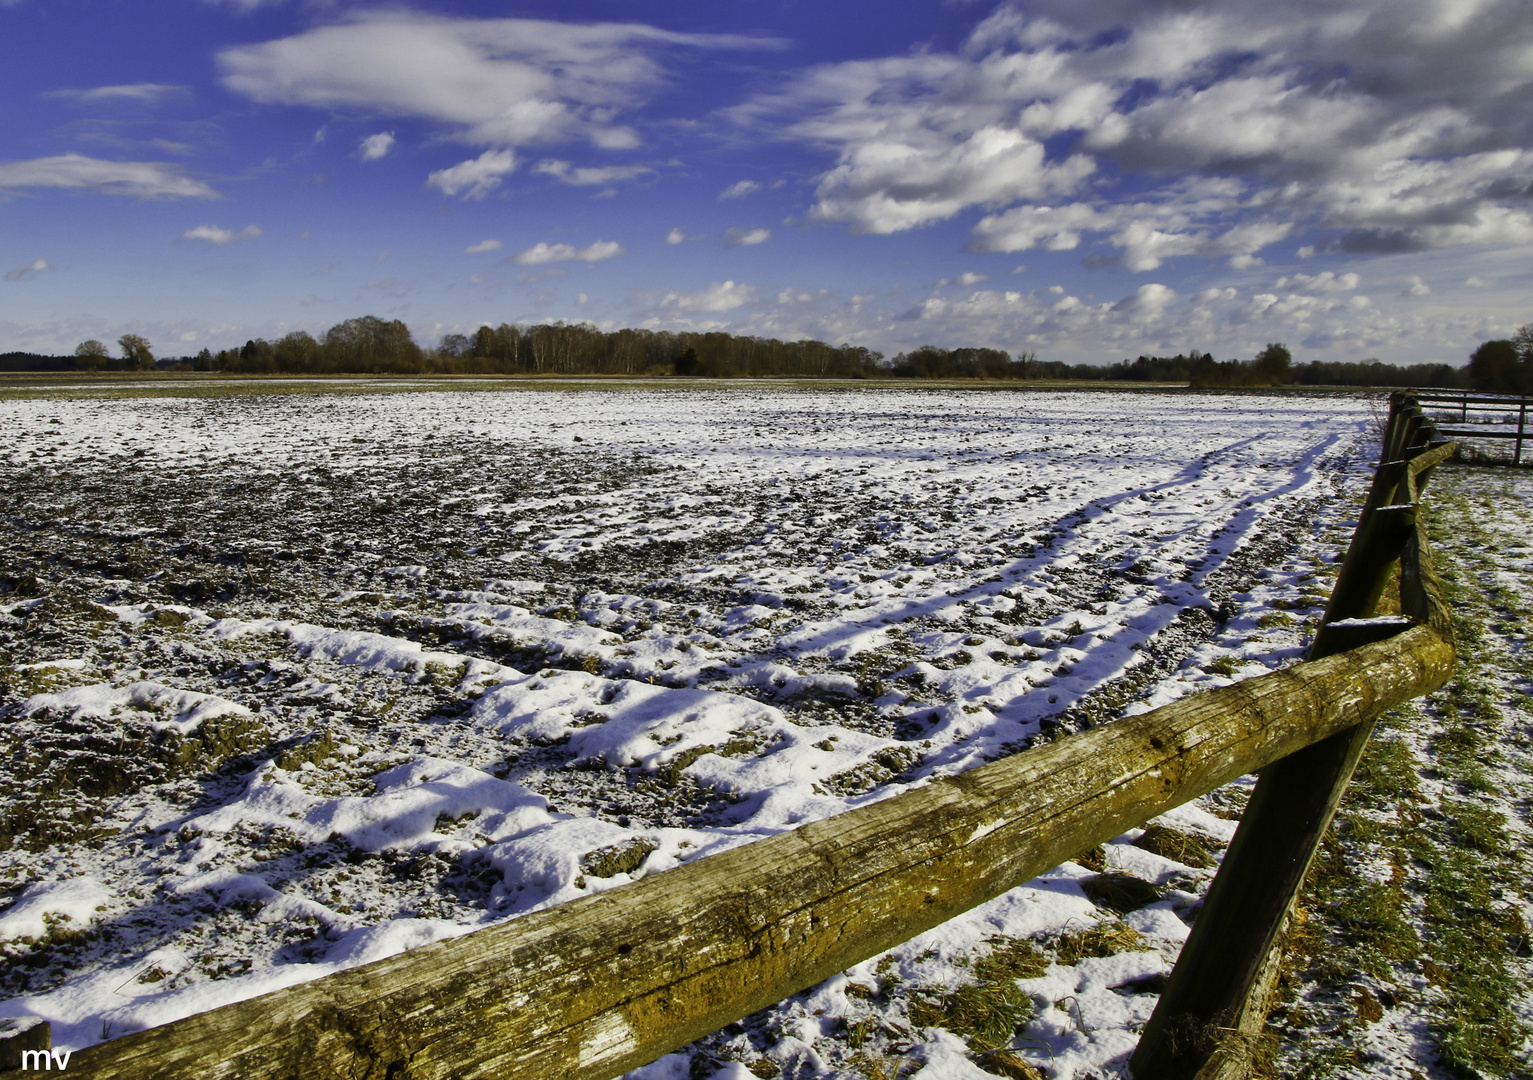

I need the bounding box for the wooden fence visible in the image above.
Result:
[16,394,1457,1080]
[1409,388,1529,465]
[1129,392,1456,1078]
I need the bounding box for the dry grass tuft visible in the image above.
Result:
[974,1047,1047,1079]
[1052,921,1149,965]
[1134,823,1216,868]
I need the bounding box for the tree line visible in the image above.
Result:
[199,318,889,379]
[1184,327,1533,394]
[2,315,1528,392]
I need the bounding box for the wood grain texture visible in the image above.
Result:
[67,626,1454,1080]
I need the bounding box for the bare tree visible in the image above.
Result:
[1511,322,1533,362]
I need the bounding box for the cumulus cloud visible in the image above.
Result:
[660,279,756,313]
[809,121,1096,234]
[427,149,516,198]
[665,227,686,244]
[509,240,626,265]
[725,227,771,247]
[181,224,262,245]
[969,203,1113,254]
[719,180,761,199]
[5,259,49,282]
[1402,275,1432,297]
[739,0,1533,267]
[464,239,503,254]
[967,198,1291,270]
[0,154,219,199]
[534,159,653,185]
[1113,282,1176,315]
[359,132,395,161]
[45,83,190,105]
[219,11,775,152]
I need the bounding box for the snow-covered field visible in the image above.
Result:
[0,386,1379,1076]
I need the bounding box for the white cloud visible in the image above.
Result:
[737,0,1533,267]
[535,159,653,186]
[1113,283,1177,316]
[968,203,1114,253]
[181,224,262,245]
[969,197,1292,270]
[359,132,395,161]
[427,149,517,198]
[1081,75,1395,175]
[660,279,756,313]
[665,227,686,244]
[0,154,219,199]
[509,240,626,265]
[1402,275,1432,297]
[956,271,989,286]
[1465,276,1491,288]
[1107,223,1201,272]
[1274,272,1361,293]
[724,227,771,247]
[719,180,761,199]
[5,259,49,282]
[464,239,503,254]
[809,123,1096,234]
[219,12,776,151]
[45,83,190,105]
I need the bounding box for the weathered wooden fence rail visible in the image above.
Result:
[1409,388,1528,465]
[39,394,1455,1080]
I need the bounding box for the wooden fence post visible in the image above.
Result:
[1389,404,1425,464]
[1516,398,1526,466]
[1383,394,1407,462]
[1130,398,1448,1079]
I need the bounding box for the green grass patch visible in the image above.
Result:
[1274,473,1533,1079]
[1349,738,1419,806]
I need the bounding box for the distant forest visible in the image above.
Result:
[3,315,1530,393]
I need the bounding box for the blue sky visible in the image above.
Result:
[1,0,1530,365]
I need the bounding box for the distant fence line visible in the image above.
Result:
[1409,389,1529,466]
[10,394,1459,1080]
